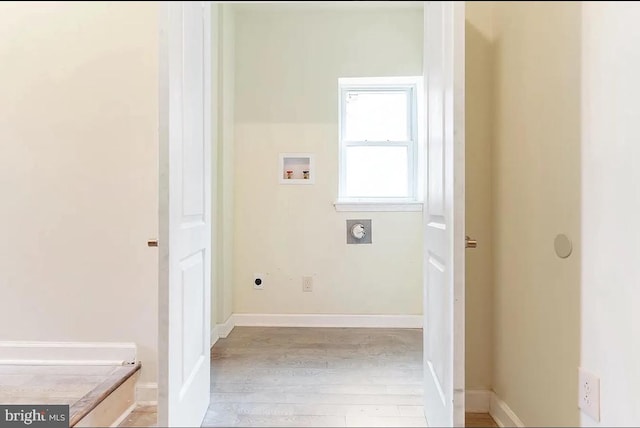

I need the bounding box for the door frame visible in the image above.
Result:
[156,1,465,426]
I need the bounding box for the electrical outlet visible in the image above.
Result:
[253,273,265,290]
[302,276,313,292]
[578,368,600,422]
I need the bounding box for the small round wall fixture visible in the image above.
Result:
[554,234,573,259]
[351,223,366,240]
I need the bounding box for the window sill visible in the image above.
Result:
[333,200,423,212]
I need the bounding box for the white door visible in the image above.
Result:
[158,2,212,426]
[423,2,466,427]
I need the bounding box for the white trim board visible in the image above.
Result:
[489,393,525,428]
[232,314,423,329]
[216,315,236,338]
[465,390,525,427]
[334,201,423,212]
[210,326,220,348]
[0,341,136,365]
[209,317,236,348]
[209,314,421,342]
[135,382,158,406]
[110,403,136,428]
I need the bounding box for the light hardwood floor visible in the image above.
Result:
[121,327,497,427]
[0,363,140,426]
[466,413,498,427]
[0,364,116,406]
[204,327,425,427]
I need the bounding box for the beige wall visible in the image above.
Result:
[215,4,235,325]
[492,2,581,425]
[232,7,423,315]
[465,1,495,392]
[581,3,640,426]
[0,2,159,383]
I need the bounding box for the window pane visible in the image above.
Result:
[345,146,409,198]
[344,91,409,141]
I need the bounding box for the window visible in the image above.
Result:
[337,77,422,211]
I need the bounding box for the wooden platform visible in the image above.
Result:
[0,362,140,427]
[119,404,157,427]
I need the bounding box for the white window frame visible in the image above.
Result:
[335,76,423,212]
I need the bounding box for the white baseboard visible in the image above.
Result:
[465,390,525,427]
[213,313,421,336]
[233,313,423,329]
[110,403,136,428]
[0,341,136,365]
[210,326,220,348]
[466,389,491,413]
[216,315,236,338]
[135,382,158,406]
[490,393,525,427]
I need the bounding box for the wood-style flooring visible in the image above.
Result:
[121,327,497,427]
[0,363,140,426]
[0,364,114,406]
[466,412,498,427]
[204,327,425,427]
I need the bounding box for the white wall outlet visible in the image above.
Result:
[253,273,265,290]
[578,368,600,422]
[302,276,313,292]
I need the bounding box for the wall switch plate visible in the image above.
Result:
[253,273,265,290]
[578,368,600,421]
[302,276,313,292]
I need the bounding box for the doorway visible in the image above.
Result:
[216,4,428,425]
[157,2,468,427]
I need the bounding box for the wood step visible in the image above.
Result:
[71,362,141,427]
